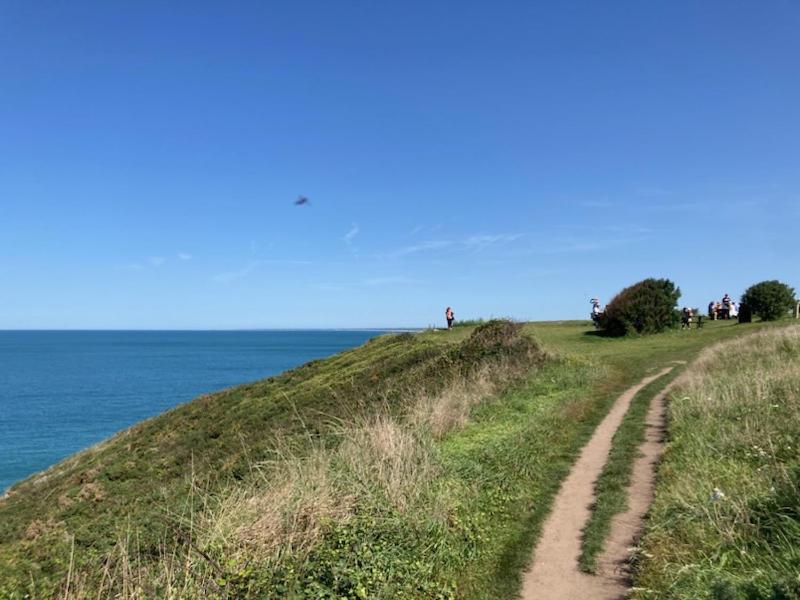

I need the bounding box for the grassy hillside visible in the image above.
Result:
[0,318,777,598]
[632,325,800,599]
[0,321,544,597]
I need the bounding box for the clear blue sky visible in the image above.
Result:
[1,1,798,329]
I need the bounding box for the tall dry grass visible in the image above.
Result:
[208,355,530,567]
[410,365,498,438]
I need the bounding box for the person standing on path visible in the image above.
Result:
[445,307,455,330]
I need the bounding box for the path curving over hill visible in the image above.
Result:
[520,367,675,600]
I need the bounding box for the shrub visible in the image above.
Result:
[598,278,681,336]
[740,280,796,321]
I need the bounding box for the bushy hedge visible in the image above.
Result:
[740,280,796,321]
[599,278,681,336]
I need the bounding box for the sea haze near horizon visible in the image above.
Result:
[0,330,385,493]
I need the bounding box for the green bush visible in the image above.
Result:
[740,280,796,321]
[598,278,681,336]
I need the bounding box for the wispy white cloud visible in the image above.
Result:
[360,275,421,286]
[409,224,442,237]
[391,239,455,257]
[463,233,524,253]
[316,275,423,291]
[343,224,360,244]
[543,236,649,254]
[214,261,262,284]
[389,233,522,258]
[120,252,196,272]
[214,259,313,284]
[642,199,764,213]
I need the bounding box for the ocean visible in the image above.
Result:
[0,330,384,493]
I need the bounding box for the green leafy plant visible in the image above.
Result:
[740,280,796,321]
[598,278,681,336]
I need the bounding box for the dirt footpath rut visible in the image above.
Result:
[520,366,677,600]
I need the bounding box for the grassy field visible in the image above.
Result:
[0,318,783,598]
[632,324,800,599]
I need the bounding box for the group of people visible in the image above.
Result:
[681,294,742,329]
[708,294,738,320]
[588,295,741,330]
[450,294,748,331]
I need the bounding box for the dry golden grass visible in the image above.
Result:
[411,368,496,438]
[410,354,537,438]
[213,415,439,564]
[338,415,438,512]
[208,352,535,568]
[227,446,355,558]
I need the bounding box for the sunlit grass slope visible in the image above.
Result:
[633,324,800,599]
[0,318,776,599]
[0,321,545,597]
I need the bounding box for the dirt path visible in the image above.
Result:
[520,367,675,600]
[592,377,681,586]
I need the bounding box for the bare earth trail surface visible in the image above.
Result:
[521,366,680,600]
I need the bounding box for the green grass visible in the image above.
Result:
[451,319,487,328]
[0,318,781,599]
[443,357,611,598]
[631,324,800,599]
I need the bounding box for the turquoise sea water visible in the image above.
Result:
[0,330,383,493]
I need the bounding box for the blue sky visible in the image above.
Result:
[1,1,798,329]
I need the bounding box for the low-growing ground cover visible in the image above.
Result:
[632,325,800,599]
[0,318,778,599]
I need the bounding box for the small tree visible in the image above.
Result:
[599,278,681,336]
[740,280,796,321]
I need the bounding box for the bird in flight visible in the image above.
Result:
[294,196,310,206]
